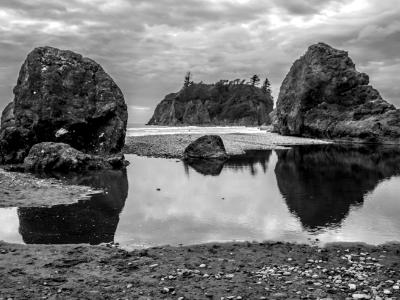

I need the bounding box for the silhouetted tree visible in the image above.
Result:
[184,71,192,88]
[250,74,260,86]
[262,77,272,96]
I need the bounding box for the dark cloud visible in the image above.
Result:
[0,0,399,123]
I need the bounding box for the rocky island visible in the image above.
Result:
[273,42,400,143]
[148,79,273,126]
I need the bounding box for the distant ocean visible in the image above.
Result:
[126,123,265,137]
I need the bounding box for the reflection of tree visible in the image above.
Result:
[275,145,400,231]
[184,150,272,176]
[225,150,271,176]
[18,170,128,244]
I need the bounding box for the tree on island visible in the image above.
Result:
[184,71,193,88]
[262,77,272,98]
[250,74,260,86]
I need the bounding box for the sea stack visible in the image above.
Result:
[0,46,128,166]
[148,81,273,126]
[273,43,400,143]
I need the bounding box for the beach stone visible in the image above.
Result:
[0,46,128,164]
[23,142,126,171]
[352,294,371,299]
[183,135,228,160]
[348,283,357,291]
[273,42,400,143]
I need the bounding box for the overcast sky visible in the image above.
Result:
[0,0,399,123]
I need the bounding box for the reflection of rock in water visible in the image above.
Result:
[18,170,128,244]
[185,150,272,176]
[185,158,225,176]
[275,145,400,231]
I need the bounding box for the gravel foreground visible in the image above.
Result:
[0,241,399,299]
[123,130,331,158]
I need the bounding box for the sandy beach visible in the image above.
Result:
[124,128,331,158]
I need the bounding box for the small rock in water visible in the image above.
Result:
[199,264,206,268]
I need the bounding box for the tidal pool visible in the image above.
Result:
[1,145,400,249]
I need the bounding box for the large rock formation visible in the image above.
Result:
[273,43,400,143]
[0,46,128,164]
[148,82,273,126]
[24,142,126,171]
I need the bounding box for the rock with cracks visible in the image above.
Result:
[0,46,128,164]
[24,142,126,172]
[183,135,228,160]
[273,42,400,143]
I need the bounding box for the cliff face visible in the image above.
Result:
[273,43,400,143]
[148,82,273,126]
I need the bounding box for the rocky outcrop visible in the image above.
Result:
[148,82,273,126]
[273,43,400,143]
[24,142,126,171]
[183,135,228,160]
[0,46,128,164]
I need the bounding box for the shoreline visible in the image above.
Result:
[0,130,331,207]
[1,240,399,299]
[123,131,332,159]
[0,168,100,208]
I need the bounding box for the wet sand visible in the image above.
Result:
[1,241,399,299]
[0,168,100,208]
[124,130,331,158]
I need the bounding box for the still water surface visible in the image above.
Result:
[1,145,400,249]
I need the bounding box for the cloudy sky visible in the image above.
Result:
[0,0,399,123]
